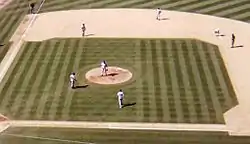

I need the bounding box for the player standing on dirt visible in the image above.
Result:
[69,72,77,89]
[117,89,124,108]
[100,60,108,76]
[231,33,235,48]
[81,23,86,36]
[156,8,162,20]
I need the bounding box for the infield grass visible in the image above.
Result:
[0,38,237,124]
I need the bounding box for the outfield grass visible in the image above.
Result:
[0,38,237,124]
[2,127,250,144]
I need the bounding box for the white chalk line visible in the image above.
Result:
[9,120,229,132]
[2,133,95,144]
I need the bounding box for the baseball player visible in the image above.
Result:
[117,89,124,108]
[100,60,108,76]
[231,33,235,48]
[214,28,220,36]
[156,8,162,20]
[69,72,77,89]
[81,23,86,36]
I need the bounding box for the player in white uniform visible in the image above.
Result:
[156,8,162,20]
[117,89,124,108]
[100,60,108,76]
[69,72,77,89]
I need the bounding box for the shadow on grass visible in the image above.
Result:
[75,84,89,89]
[123,102,136,108]
[0,44,4,46]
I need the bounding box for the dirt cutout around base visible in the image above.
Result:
[86,66,132,85]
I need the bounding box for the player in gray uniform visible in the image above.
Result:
[117,89,124,108]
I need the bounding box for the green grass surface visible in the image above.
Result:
[0,38,237,124]
[2,127,250,144]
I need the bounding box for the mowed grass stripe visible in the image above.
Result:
[35,40,62,120]
[62,39,82,120]
[205,44,233,112]
[171,40,190,123]
[19,42,52,119]
[56,39,80,120]
[212,4,250,17]
[165,0,203,10]
[0,43,11,63]
[150,40,163,122]
[161,0,197,9]
[42,0,99,11]
[199,42,224,123]
[40,40,68,120]
[0,14,18,41]
[134,39,144,121]
[182,40,203,123]
[155,40,170,122]
[167,40,184,123]
[11,41,54,118]
[0,42,41,116]
[29,41,60,120]
[195,40,222,124]
[187,40,211,123]
[100,0,126,8]
[107,0,145,8]
[204,0,250,15]
[213,46,238,105]
[160,40,175,123]
[82,0,121,8]
[176,40,198,123]
[140,40,149,122]
[144,40,157,122]
[177,0,223,12]
[139,0,177,9]
[197,0,249,14]
[48,39,76,120]
[231,12,250,22]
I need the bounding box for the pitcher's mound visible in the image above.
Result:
[85,66,133,85]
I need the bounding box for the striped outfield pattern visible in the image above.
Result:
[0,0,249,62]
[0,38,237,124]
[39,0,250,22]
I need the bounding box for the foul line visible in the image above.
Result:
[0,0,46,84]
[9,120,229,132]
[2,133,95,144]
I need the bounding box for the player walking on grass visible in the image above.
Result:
[117,89,124,108]
[69,72,77,89]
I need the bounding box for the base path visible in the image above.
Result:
[3,9,250,135]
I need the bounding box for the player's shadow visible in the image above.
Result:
[159,18,169,21]
[107,73,118,76]
[75,84,89,89]
[216,34,225,37]
[122,102,136,108]
[85,34,95,36]
[0,44,4,46]
[231,45,244,48]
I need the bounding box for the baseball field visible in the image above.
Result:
[0,0,250,143]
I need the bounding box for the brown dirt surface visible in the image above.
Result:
[85,66,132,85]
[0,0,11,9]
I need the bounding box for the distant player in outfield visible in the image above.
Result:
[81,23,86,36]
[156,8,162,20]
[100,60,108,76]
[231,33,235,48]
[117,89,124,108]
[69,72,77,89]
